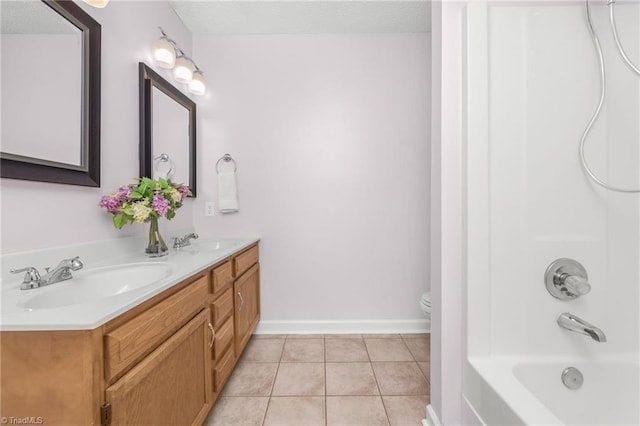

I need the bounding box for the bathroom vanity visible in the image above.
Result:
[0,239,260,426]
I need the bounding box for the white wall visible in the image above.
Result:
[192,33,431,324]
[428,1,466,425]
[0,1,195,254]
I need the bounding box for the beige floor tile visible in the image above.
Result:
[286,334,324,339]
[252,334,288,339]
[401,333,429,339]
[364,338,414,362]
[204,396,269,426]
[326,362,379,396]
[417,362,430,381]
[221,362,278,396]
[403,337,430,362]
[272,363,325,396]
[364,334,401,338]
[263,396,325,426]
[326,396,390,426]
[281,338,325,362]
[325,338,369,362]
[382,395,430,426]
[325,334,363,339]
[372,362,430,395]
[241,337,285,363]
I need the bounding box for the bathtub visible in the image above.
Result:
[465,356,640,426]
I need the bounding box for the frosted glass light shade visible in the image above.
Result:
[152,37,176,69]
[82,0,109,7]
[173,56,194,83]
[188,71,206,96]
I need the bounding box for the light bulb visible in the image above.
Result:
[173,56,194,83]
[188,70,206,96]
[82,0,109,7]
[152,37,176,69]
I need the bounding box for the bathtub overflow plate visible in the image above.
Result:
[561,367,583,390]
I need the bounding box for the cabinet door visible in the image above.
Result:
[105,309,212,426]
[234,263,260,355]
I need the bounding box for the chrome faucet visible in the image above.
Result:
[11,256,83,290]
[173,233,199,249]
[557,312,607,343]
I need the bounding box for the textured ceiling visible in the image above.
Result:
[1,1,79,34]
[169,1,431,35]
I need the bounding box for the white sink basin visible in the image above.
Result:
[17,262,176,310]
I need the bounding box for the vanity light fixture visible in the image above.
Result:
[81,0,109,7]
[151,27,207,96]
[152,29,177,69]
[188,70,207,96]
[173,52,194,84]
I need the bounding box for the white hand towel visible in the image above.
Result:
[218,171,239,213]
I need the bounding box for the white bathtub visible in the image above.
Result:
[465,356,640,426]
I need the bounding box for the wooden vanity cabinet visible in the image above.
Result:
[208,243,260,396]
[0,242,260,426]
[105,309,212,426]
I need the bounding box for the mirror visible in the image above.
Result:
[139,63,196,197]
[0,0,101,187]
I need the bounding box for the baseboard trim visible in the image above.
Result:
[254,319,430,335]
[426,404,442,426]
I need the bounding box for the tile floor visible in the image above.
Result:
[204,333,430,426]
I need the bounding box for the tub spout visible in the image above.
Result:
[557,312,607,342]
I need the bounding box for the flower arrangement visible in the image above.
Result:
[99,177,191,256]
[99,177,190,228]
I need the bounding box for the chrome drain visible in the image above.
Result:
[561,367,583,390]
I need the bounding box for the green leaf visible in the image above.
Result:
[166,210,175,220]
[113,214,127,229]
[158,177,169,188]
[129,191,142,199]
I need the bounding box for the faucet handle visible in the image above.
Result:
[10,267,41,284]
[68,256,83,271]
[562,274,591,296]
[545,258,591,300]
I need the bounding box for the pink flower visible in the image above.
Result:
[152,193,170,215]
[177,185,190,203]
[99,195,121,213]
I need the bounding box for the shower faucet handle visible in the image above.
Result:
[561,274,591,296]
[545,258,591,300]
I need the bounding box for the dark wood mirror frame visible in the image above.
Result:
[139,62,197,197]
[0,0,101,187]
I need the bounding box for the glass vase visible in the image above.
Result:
[146,217,168,257]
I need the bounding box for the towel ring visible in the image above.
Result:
[154,153,175,180]
[216,153,237,173]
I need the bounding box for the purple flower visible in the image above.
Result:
[177,185,190,203]
[152,193,170,216]
[99,195,122,213]
[117,185,133,201]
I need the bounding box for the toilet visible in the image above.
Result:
[420,292,431,320]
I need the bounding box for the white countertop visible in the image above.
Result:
[0,236,259,331]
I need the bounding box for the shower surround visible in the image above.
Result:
[462,1,640,425]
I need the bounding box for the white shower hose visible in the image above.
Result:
[580,0,640,193]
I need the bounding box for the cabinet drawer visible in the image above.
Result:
[212,288,233,327]
[212,261,233,294]
[214,347,235,392]
[213,317,234,362]
[104,276,209,381]
[233,244,258,277]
